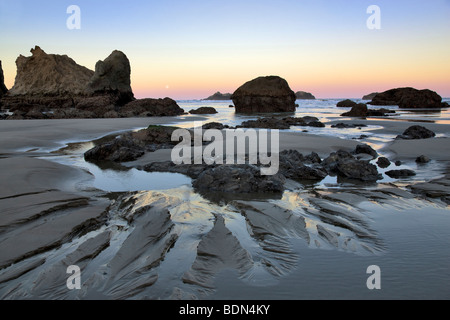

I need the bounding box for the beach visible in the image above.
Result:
[0,110,449,299]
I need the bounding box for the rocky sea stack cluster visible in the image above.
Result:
[0,46,184,119]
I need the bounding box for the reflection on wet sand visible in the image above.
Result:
[2,179,442,300]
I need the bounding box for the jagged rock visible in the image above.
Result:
[395,161,402,167]
[396,126,436,140]
[341,104,395,118]
[203,92,232,100]
[283,165,327,181]
[416,155,431,164]
[192,165,286,194]
[354,144,378,158]
[86,50,134,104]
[202,122,231,130]
[232,76,297,113]
[341,104,368,117]
[336,160,382,182]
[84,138,145,162]
[369,87,443,109]
[386,169,416,179]
[0,60,7,98]
[189,107,218,114]
[331,123,367,129]
[322,150,381,181]
[363,92,379,100]
[377,157,391,169]
[238,116,325,130]
[84,126,180,163]
[337,99,358,108]
[119,98,185,117]
[295,91,316,100]
[7,46,94,96]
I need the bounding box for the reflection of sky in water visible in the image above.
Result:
[42,154,191,193]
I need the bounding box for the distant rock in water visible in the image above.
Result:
[341,103,368,117]
[0,60,8,98]
[369,87,444,109]
[8,46,94,96]
[231,76,296,114]
[86,50,134,104]
[203,92,232,100]
[120,98,185,117]
[362,92,379,100]
[341,103,396,118]
[189,107,218,114]
[337,99,358,108]
[295,91,316,100]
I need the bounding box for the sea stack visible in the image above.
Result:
[86,50,134,104]
[8,46,94,96]
[0,61,8,98]
[295,91,316,100]
[231,76,296,113]
[203,92,232,100]
[369,87,443,109]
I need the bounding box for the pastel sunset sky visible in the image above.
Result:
[1,0,449,99]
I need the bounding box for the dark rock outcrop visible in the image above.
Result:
[189,107,218,114]
[232,76,296,113]
[7,46,94,96]
[354,144,378,159]
[238,116,325,130]
[295,91,316,100]
[322,150,382,182]
[119,98,185,117]
[336,160,382,182]
[0,60,7,98]
[193,165,286,194]
[341,104,368,117]
[203,92,232,100]
[2,46,185,119]
[362,92,379,100]
[377,157,391,169]
[416,155,431,164]
[341,104,395,118]
[386,170,416,179]
[396,126,436,140]
[369,87,443,109]
[84,126,180,163]
[337,99,358,108]
[331,123,367,129]
[86,50,134,104]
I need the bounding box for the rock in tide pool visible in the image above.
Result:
[386,169,416,179]
[416,155,431,164]
[232,76,297,114]
[377,157,391,169]
[396,125,436,140]
[192,165,286,194]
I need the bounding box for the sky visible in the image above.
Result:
[0,0,449,99]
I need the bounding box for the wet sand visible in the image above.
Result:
[0,117,449,299]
